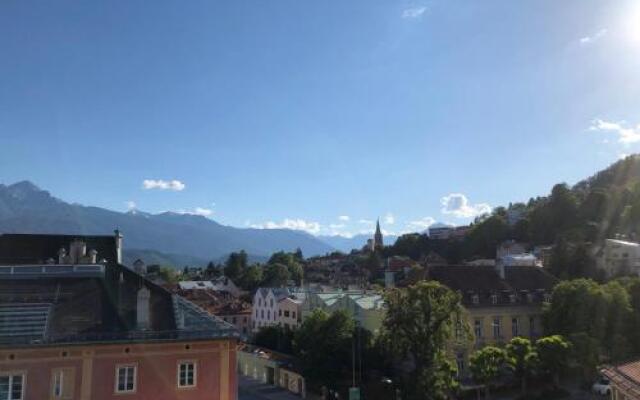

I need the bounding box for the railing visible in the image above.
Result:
[0,327,241,347]
[0,264,105,277]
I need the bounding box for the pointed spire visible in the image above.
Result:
[374,217,383,249]
[375,218,381,235]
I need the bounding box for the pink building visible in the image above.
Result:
[0,233,239,400]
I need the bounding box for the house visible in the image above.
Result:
[252,288,306,332]
[601,359,640,399]
[496,240,527,259]
[425,264,557,377]
[428,226,455,240]
[0,232,239,400]
[237,344,306,397]
[301,290,385,334]
[595,238,640,277]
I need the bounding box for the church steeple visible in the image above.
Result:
[374,218,383,249]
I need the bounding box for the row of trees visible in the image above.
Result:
[543,277,640,380]
[470,335,571,399]
[220,249,304,291]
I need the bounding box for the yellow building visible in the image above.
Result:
[426,264,557,376]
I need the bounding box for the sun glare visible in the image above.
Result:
[624,1,640,44]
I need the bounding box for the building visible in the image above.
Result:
[252,288,306,332]
[428,226,455,240]
[595,238,640,277]
[425,264,557,377]
[237,345,306,397]
[374,219,384,249]
[0,233,239,400]
[496,240,527,259]
[601,359,640,399]
[301,290,385,334]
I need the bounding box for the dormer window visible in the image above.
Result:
[526,293,533,303]
[471,294,479,305]
[491,294,498,305]
[509,294,516,304]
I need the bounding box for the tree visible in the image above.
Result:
[224,250,247,280]
[505,337,537,396]
[469,346,506,399]
[238,265,263,291]
[262,263,290,287]
[293,310,355,392]
[380,281,465,400]
[535,335,571,387]
[253,325,294,354]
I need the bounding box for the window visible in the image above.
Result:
[243,317,247,323]
[511,317,519,337]
[455,353,465,377]
[270,299,273,307]
[529,316,536,336]
[115,365,136,393]
[472,295,479,305]
[261,310,264,319]
[509,294,516,303]
[292,311,296,319]
[279,309,282,317]
[455,319,463,339]
[284,310,290,318]
[178,362,196,388]
[491,294,498,305]
[492,317,501,339]
[259,299,262,306]
[267,310,270,319]
[51,368,74,399]
[474,319,483,338]
[255,310,258,318]
[0,374,24,400]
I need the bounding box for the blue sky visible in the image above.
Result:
[1,0,640,237]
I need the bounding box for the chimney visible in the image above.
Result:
[496,259,506,279]
[136,286,151,330]
[114,230,123,264]
[58,247,67,264]
[69,240,86,264]
[89,249,98,264]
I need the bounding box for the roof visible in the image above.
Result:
[178,281,215,290]
[602,360,640,398]
[0,233,119,265]
[426,265,557,307]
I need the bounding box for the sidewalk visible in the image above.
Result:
[238,375,303,400]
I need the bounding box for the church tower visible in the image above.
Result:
[374,218,384,249]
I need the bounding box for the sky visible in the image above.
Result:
[1,0,640,237]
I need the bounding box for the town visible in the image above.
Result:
[4,156,640,399]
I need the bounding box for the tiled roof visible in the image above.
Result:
[602,360,640,398]
[426,265,557,307]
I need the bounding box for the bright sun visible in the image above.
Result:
[625,1,640,43]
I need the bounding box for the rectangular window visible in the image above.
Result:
[284,310,290,318]
[529,316,536,337]
[474,319,483,338]
[292,312,296,319]
[456,353,465,377]
[511,317,519,337]
[53,370,63,397]
[178,362,196,388]
[0,374,24,400]
[492,317,501,339]
[115,365,136,393]
[455,319,463,339]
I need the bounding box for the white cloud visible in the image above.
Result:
[250,218,322,235]
[402,6,427,19]
[338,215,350,222]
[142,179,186,191]
[619,153,630,160]
[589,119,640,144]
[359,219,374,225]
[579,28,607,45]
[175,207,213,217]
[329,223,346,229]
[384,213,395,225]
[441,193,492,218]
[408,217,436,229]
[125,201,136,211]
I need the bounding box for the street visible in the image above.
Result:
[238,375,304,400]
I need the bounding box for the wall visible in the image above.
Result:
[0,339,236,400]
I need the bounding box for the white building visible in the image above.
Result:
[252,288,306,332]
[596,239,640,277]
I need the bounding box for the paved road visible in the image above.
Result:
[238,375,303,400]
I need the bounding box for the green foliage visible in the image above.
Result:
[224,250,247,280]
[380,281,465,399]
[262,263,290,287]
[293,309,355,391]
[157,265,179,284]
[238,264,263,292]
[267,251,303,285]
[535,335,571,386]
[469,346,507,398]
[506,337,538,395]
[253,325,294,354]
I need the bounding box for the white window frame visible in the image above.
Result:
[52,369,63,398]
[177,361,197,388]
[0,372,26,400]
[114,364,137,394]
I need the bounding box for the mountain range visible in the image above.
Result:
[0,181,373,266]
